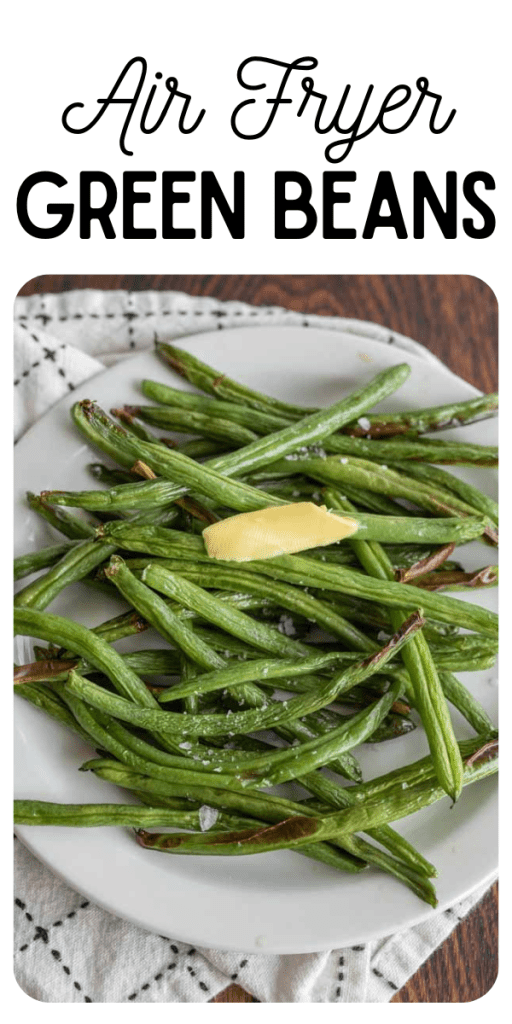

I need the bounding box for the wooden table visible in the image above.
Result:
[18,274,498,1002]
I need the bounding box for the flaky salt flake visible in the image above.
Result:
[278,614,296,636]
[199,805,219,832]
[358,417,371,431]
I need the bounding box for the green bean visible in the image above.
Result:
[14,608,161,709]
[114,408,231,463]
[82,759,439,897]
[262,455,486,521]
[43,479,196,512]
[68,701,212,771]
[341,393,499,438]
[388,461,499,527]
[240,681,402,786]
[14,648,182,685]
[141,379,289,431]
[16,482,183,611]
[156,343,498,436]
[103,559,226,671]
[13,800,232,830]
[397,631,463,800]
[112,406,176,447]
[92,589,278,648]
[297,769,436,877]
[13,798,367,874]
[88,608,149,645]
[175,655,197,715]
[321,435,497,466]
[113,405,224,456]
[347,736,496,803]
[15,659,81,684]
[140,379,497,466]
[95,525,498,637]
[185,667,364,779]
[114,559,332,658]
[14,541,77,581]
[88,463,137,486]
[342,513,489,546]
[83,760,294,815]
[140,561,340,659]
[156,652,351,704]
[14,344,499,902]
[132,559,374,652]
[428,634,495,667]
[16,672,266,782]
[126,405,259,446]
[254,557,498,638]
[349,628,498,672]
[165,364,409,471]
[63,689,245,788]
[325,487,464,801]
[407,565,498,593]
[13,681,92,743]
[126,545,358,569]
[155,342,316,417]
[366,713,416,742]
[67,677,368,790]
[115,685,360,783]
[76,427,405,537]
[14,795,260,837]
[127,740,424,889]
[434,656,497,673]
[439,672,497,737]
[81,601,273,652]
[64,614,422,738]
[324,482,412,516]
[196,701,364,783]
[74,361,412,492]
[302,547,361,566]
[135,746,497,857]
[14,539,117,610]
[104,510,489,549]
[27,492,97,539]
[249,469,417,517]
[77,410,288,512]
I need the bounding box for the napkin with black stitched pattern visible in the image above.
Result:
[13,288,497,1002]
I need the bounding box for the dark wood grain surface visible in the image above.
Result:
[18,274,498,1003]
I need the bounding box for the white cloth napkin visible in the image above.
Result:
[13,288,497,1002]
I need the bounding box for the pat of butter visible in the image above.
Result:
[203,502,358,562]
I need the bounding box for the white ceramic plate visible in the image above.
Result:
[14,327,498,953]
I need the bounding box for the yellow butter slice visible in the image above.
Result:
[203,502,358,562]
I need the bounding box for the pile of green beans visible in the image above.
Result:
[14,345,498,908]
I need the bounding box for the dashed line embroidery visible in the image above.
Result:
[230,957,249,982]
[334,954,345,1000]
[14,895,92,1002]
[127,962,177,1001]
[126,292,137,349]
[372,967,398,991]
[14,343,75,391]
[15,306,292,326]
[15,898,90,951]
[124,944,212,1001]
